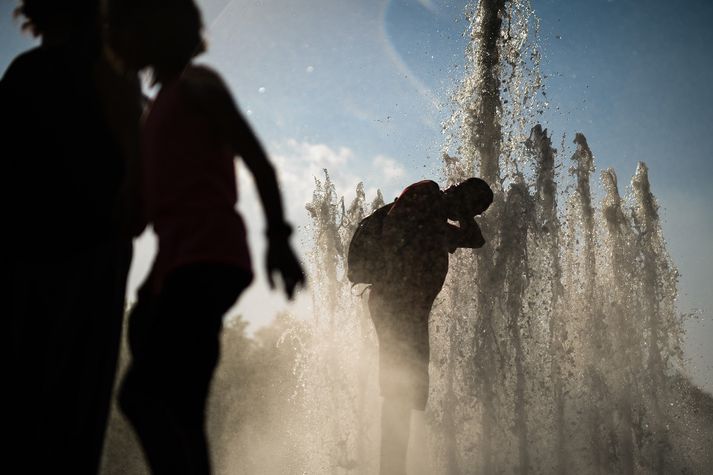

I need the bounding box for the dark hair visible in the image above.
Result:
[456,177,494,209]
[15,0,99,37]
[106,0,206,81]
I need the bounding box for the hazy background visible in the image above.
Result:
[1,0,710,392]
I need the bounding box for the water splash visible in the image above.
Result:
[179,1,712,474]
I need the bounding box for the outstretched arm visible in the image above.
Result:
[182,66,305,298]
[230,111,285,232]
[232,110,306,298]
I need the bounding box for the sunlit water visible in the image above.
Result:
[291,1,712,473]
[101,1,712,474]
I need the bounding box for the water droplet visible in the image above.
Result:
[258,87,266,94]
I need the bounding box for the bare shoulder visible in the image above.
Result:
[182,64,225,88]
[179,65,232,102]
[178,65,238,126]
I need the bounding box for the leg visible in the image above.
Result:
[369,289,433,475]
[369,291,413,475]
[8,258,55,475]
[9,242,131,474]
[120,265,251,475]
[74,241,132,473]
[406,410,429,475]
[381,397,412,475]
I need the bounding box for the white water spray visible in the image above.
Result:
[300,1,711,474]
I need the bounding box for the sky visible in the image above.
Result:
[1,0,711,391]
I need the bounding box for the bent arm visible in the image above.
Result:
[231,112,288,234]
[220,89,305,297]
[182,66,304,297]
[447,218,486,252]
[183,66,289,233]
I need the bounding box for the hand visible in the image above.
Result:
[456,215,486,249]
[266,239,306,300]
[457,214,476,231]
[458,215,480,234]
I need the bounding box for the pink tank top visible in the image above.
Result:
[142,79,252,291]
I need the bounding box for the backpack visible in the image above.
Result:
[346,203,394,285]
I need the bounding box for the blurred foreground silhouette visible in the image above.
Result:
[3,1,141,473]
[105,0,303,473]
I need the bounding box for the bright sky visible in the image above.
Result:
[1,0,711,391]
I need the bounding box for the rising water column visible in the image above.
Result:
[464,1,506,474]
[570,133,609,473]
[632,162,672,475]
[528,124,568,475]
[601,169,637,475]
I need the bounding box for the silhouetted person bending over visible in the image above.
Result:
[360,178,493,475]
[2,1,141,473]
[105,1,305,474]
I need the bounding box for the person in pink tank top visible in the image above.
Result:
[106,1,305,473]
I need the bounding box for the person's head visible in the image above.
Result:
[443,177,493,220]
[15,0,100,42]
[104,0,205,81]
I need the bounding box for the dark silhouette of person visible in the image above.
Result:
[104,1,306,473]
[367,178,493,475]
[1,1,142,473]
